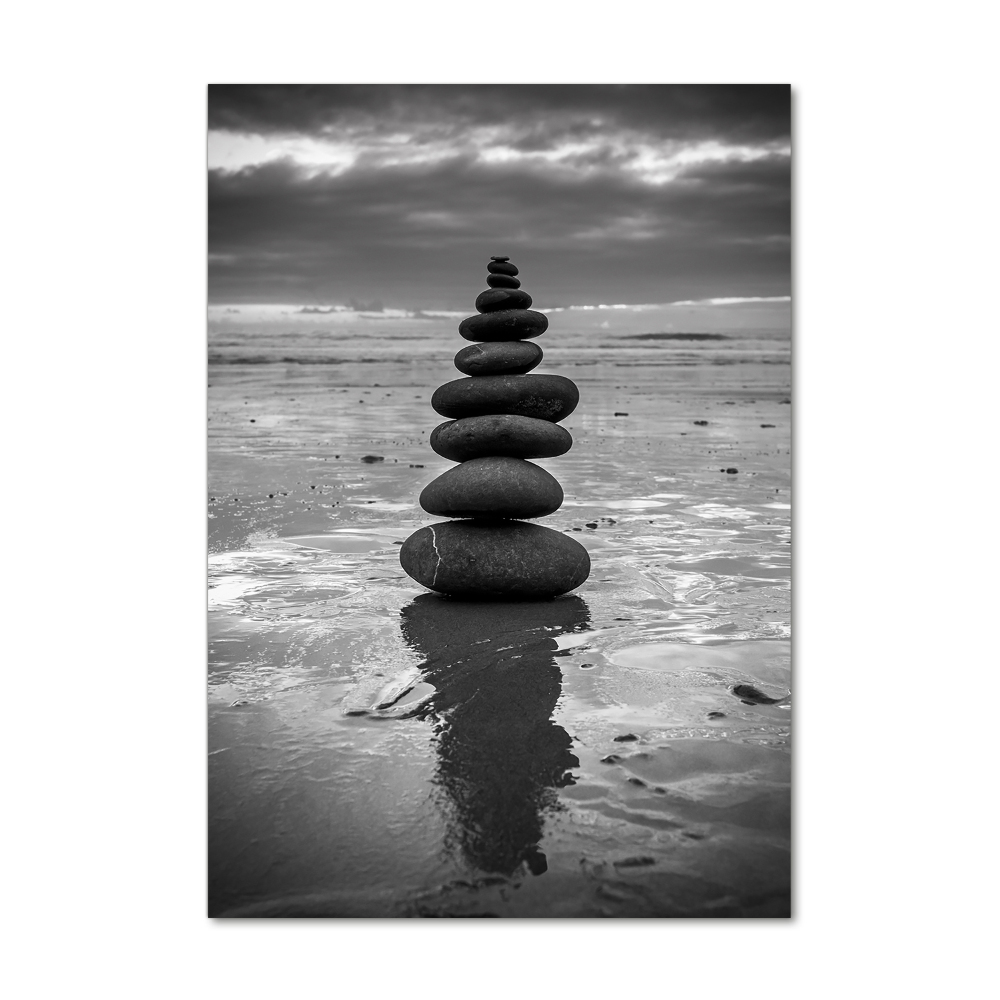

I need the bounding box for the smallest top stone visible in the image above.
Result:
[490,256,510,262]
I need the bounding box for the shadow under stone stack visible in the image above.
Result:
[399,256,591,600]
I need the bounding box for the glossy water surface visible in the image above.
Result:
[208,315,791,917]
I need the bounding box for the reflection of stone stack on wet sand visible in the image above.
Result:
[401,593,590,876]
[400,257,591,599]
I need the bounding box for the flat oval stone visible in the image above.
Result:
[454,341,542,376]
[486,273,520,289]
[399,520,590,599]
[459,309,548,342]
[476,288,533,313]
[431,414,573,462]
[432,374,579,421]
[487,261,518,276]
[420,456,563,519]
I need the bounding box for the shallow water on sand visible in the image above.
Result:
[208,322,791,917]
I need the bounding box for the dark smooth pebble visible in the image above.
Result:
[430,414,572,462]
[399,520,590,599]
[732,683,782,705]
[420,456,563,519]
[486,273,521,289]
[694,420,708,426]
[487,260,518,276]
[613,733,639,743]
[490,255,510,262]
[459,309,548,342]
[726,467,738,474]
[454,340,542,376]
[476,288,533,313]
[432,373,579,422]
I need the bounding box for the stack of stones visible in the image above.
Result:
[399,256,591,600]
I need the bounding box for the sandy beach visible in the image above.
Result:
[208,309,791,916]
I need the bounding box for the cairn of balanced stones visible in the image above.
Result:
[399,256,590,600]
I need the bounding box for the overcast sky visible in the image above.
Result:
[208,85,790,311]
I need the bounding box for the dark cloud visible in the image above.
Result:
[207,85,790,306]
[209,84,790,146]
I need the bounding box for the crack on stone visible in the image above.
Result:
[428,524,444,588]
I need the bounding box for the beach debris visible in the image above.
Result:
[614,411,629,416]
[360,455,385,463]
[399,256,590,599]
[693,420,708,425]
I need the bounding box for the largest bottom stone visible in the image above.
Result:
[400,519,590,600]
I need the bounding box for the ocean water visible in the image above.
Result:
[208,305,791,917]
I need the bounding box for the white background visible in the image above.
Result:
[3,1,995,996]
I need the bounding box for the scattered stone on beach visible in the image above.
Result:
[432,373,579,421]
[613,734,639,743]
[431,414,572,462]
[694,420,708,425]
[486,273,521,289]
[600,754,622,763]
[732,684,783,705]
[361,455,385,463]
[725,467,738,474]
[420,456,563,519]
[585,522,598,529]
[458,308,549,342]
[487,259,518,276]
[454,340,542,376]
[475,288,533,313]
[761,423,776,428]
[707,711,726,719]
[399,519,590,599]
[614,856,657,868]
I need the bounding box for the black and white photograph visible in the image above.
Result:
[208,84,792,917]
[7,0,997,990]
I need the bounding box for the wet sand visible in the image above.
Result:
[208,324,791,917]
